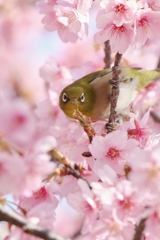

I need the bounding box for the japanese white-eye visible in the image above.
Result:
[59,67,160,122]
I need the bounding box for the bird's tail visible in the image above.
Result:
[122,67,160,91]
[136,68,160,90]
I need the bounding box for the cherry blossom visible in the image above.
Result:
[67,180,101,235]
[113,180,142,221]
[94,0,137,53]
[145,201,160,239]
[129,147,160,198]
[0,98,36,151]
[95,15,135,53]
[56,122,92,167]
[18,138,56,197]
[141,0,160,10]
[8,200,57,240]
[95,0,160,52]
[0,151,26,196]
[100,0,137,26]
[89,130,138,174]
[91,181,116,206]
[121,110,152,148]
[91,208,135,240]
[37,0,93,42]
[49,175,80,198]
[40,57,73,94]
[2,0,160,239]
[135,9,160,47]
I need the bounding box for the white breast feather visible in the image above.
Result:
[116,77,139,113]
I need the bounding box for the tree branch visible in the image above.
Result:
[156,56,160,68]
[0,205,71,240]
[133,218,147,240]
[150,110,160,123]
[104,40,111,69]
[106,52,122,133]
[48,149,92,189]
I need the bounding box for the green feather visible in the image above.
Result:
[72,69,112,85]
[120,68,160,89]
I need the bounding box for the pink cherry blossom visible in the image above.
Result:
[91,181,116,206]
[54,197,84,238]
[100,0,137,26]
[35,96,70,138]
[122,110,152,148]
[145,201,160,239]
[8,199,57,240]
[141,0,160,10]
[7,187,58,239]
[40,57,73,94]
[49,175,80,198]
[0,47,45,104]
[0,98,36,151]
[135,9,160,47]
[0,151,26,196]
[4,135,57,198]
[2,0,160,239]
[18,139,56,197]
[89,130,138,174]
[67,180,101,235]
[95,1,160,52]
[129,147,160,198]
[37,0,92,42]
[114,180,142,221]
[92,164,117,185]
[19,186,58,210]
[132,79,160,134]
[18,186,58,227]
[0,2,42,48]
[91,208,135,240]
[57,123,91,167]
[95,11,135,53]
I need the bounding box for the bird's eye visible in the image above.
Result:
[62,93,68,102]
[80,93,85,103]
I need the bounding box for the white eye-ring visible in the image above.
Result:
[62,93,68,102]
[80,93,85,103]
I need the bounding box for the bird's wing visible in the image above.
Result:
[88,67,141,83]
[121,68,160,90]
[76,69,112,85]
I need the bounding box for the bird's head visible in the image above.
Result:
[59,84,96,118]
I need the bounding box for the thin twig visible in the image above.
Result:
[157,57,160,68]
[104,40,111,69]
[48,149,92,189]
[66,165,92,189]
[150,111,160,123]
[0,205,70,240]
[106,52,122,133]
[133,218,147,240]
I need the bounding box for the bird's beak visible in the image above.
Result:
[70,98,78,105]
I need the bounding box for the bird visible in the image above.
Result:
[59,67,160,122]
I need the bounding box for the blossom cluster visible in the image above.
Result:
[3,55,160,240]
[36,0,93,43]
[1,0,160,240]
[37,0,160,53]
